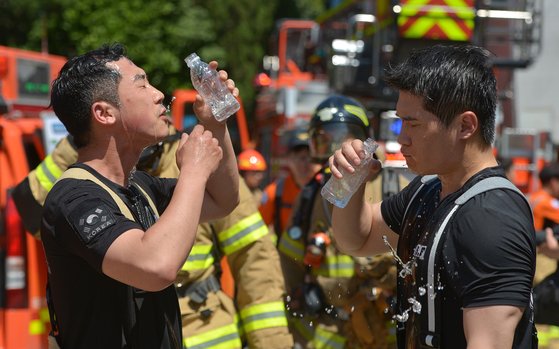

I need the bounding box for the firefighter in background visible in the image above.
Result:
[278,95,408,349]
[259,128,321,242]
[238,149,267,204]
[527,162,559,349]
[12,124,293,349]
[528,163,559,285]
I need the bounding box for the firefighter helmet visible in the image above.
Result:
[309,95,370,162]
[286,127,311,151]
[238,149,267,171]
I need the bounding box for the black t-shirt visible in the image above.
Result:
[381,167,537,349]
[41,163,182,349]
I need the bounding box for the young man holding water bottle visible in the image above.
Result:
[329,45,537,349]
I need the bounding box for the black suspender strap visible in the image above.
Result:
[421,176,526,347]
[274,177,286,235]
[287,171,324,240]
[403,175,438,221]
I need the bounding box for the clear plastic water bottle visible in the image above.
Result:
[321,138,379,208]
[185,53,240,122]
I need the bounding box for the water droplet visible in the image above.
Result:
[418,287,426,296]
[165,96,176,114]
[393,312,409,322]
[409,298,422,314]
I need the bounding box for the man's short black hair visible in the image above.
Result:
[50,43,127,148]
[385,44,497,146]
[539,163,559,185]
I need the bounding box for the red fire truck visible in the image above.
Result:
[0,45,67,349]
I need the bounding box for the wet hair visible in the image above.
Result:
[539,163,559,185]
[385,44,497,146]
[50,43,127,148]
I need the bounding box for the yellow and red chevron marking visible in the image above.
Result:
[397,0,475,41]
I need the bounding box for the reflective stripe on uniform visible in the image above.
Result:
[218,212,268,255]
[537,325,559,346]
[291,317,314,341]
[240,301,288,333]
[278,231,305,261]
[235,313,243,338]
[29,306,50,335]
[184,322,242,349]
[181,244,214,271]
[313,255,355,278]
[36,155,64,191]
[269,232,278,246]
[313,325,346,349]
[40,307,50,323]
[29,319,45,335]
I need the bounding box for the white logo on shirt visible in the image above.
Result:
[413,244,427,260]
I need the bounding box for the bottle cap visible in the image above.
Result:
[184,53,200,68]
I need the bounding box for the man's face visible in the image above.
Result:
[111,58,169,147]
[243,171,265,191]
[549,177,559,199]
[288,147,320,182]
[396,91,461,176]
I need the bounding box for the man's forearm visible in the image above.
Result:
[206,124,240,212]
[332,185,371,253]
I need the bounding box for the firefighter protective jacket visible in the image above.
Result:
[14,128,293,349]
[176,176,293,349]
[13,136,78,237]
[278,168,408,349]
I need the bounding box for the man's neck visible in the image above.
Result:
[438,148,498,200]
[78,142,140,187]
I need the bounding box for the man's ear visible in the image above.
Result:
[91,101,117,125]
[459,111,478,140]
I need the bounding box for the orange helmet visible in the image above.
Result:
[238,149,267,171]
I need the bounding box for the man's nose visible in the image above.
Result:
[153,87,165,104]
[397,131,409,146]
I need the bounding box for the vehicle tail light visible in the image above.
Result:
[253,72,272,87]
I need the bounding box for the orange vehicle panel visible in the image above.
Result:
[1,117,50,349]
[0,46,66,349]
[171,89,251,152]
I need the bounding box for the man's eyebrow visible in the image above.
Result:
[133,73,147,82]
[396,114,416,121]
